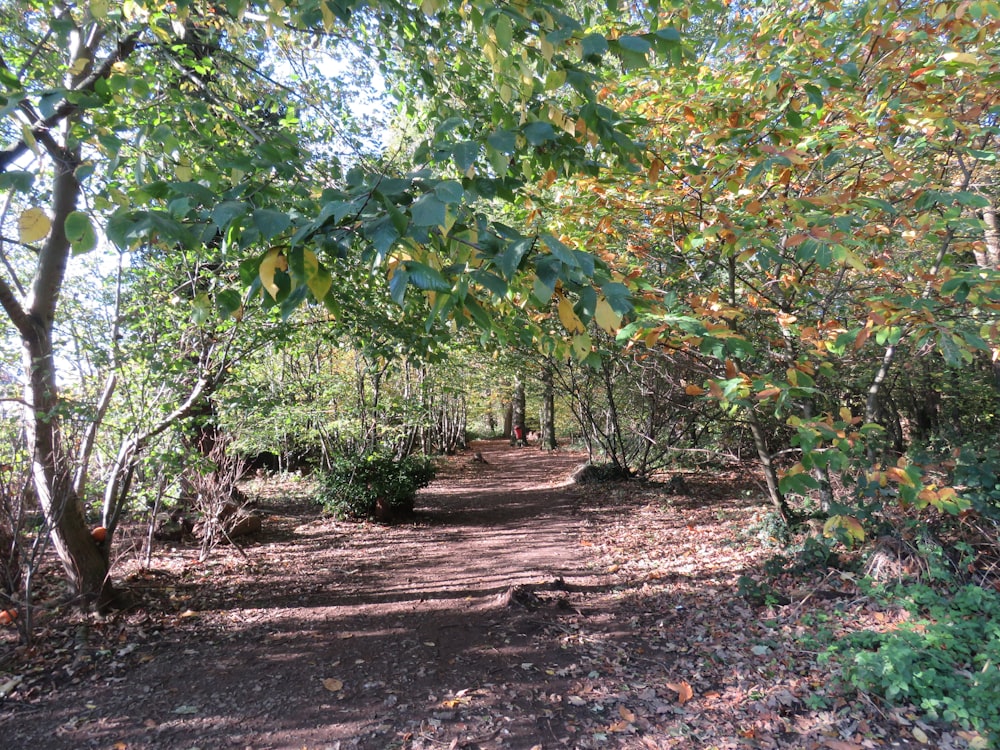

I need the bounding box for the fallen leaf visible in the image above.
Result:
[567,695,587,706]
[666,680,694,704]
[912,727,929,743]
[822,740,862,750]
[619,704,636,722]
[0,676,23,697]
[322,678,344,692]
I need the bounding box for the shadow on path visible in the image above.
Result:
[3,442,613,750]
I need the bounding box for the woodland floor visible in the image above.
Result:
[0,440,980,749]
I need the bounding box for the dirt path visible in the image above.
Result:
[3,443,612,749]
[1,442,962,749]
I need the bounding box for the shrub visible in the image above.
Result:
[826,583,1000,743]
[315,452,436,520]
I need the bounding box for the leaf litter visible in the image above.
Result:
[0,441,979,748]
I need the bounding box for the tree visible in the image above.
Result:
[553,0,999,523]
[1,0,654,605]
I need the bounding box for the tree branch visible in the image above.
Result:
[0,31,141,173]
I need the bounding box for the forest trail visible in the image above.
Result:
[3,443,613,749]
[2,443,949,749]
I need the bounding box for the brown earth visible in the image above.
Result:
[0,441,975,749]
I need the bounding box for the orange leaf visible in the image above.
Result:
[619,705,637,722]
[649,158,664,183]
[666,680,694,704]
[685,384,705,396]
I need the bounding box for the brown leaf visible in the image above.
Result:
[619,704,637,723]
[322,678,343,692]
[822,740,862,750]
[666,680,694,704]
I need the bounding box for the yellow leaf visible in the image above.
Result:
[176,155,192,182]
[322,678,343,692]
[941,51,978,65]
[21,123,39,156]
[558,296,585,334]
[68,57,90,76]
[571,333,592,360]
[319,1,337,28]
[306,258,331,302]
[823,515,865,545]
[594,297,621,334]
[666,680,694,704]
[259,248,287,299]
[18,208,51,243]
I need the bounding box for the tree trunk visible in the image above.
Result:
[23,313,114,609]
[746,408,791,524]
[539,361,557,450]
[13,140,116,608]
[511,376,526,446]
[978,199,1000,268]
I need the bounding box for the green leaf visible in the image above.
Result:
[410,194,447,227]
[452,141,479,172]
[611,36,650,69]
[216,289,243,319]
[434,180,465,205]
[389,268,410,305]
[497,237,533,279]
[541,233,578,267]
[522,121,557,146]
[192,292,212,325]
[253,209,291,240]
[581,33,608,61]
[487,129,517,153]
[494,13,513,49]
[405,261,451,292]
[64,211,97,254]
[213,201,248,228]
[0,171,33,192]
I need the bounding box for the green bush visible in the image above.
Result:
[826,583,1000,743]
[315,452,436,520]
[953,445,1000,519]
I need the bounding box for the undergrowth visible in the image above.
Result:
[315,452,436,520]
[824,582,1000,746]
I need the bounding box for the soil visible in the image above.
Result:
[0,441,975,749]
